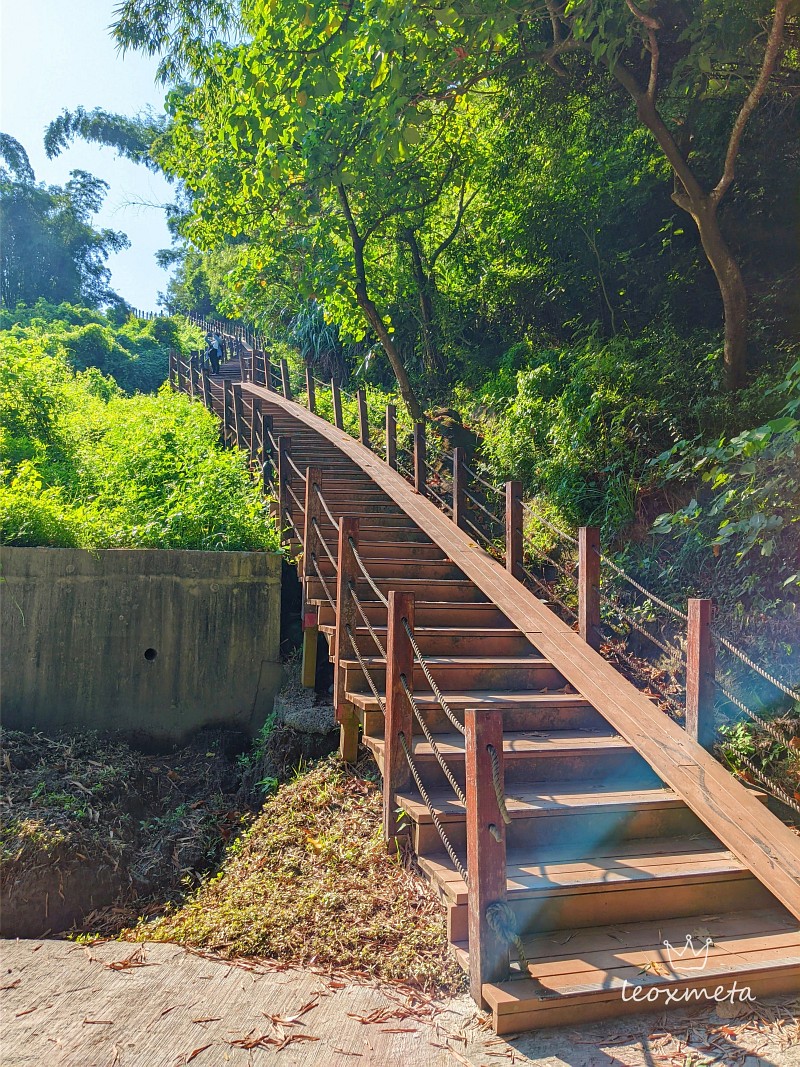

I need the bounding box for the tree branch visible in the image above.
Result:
[430,184,478,268]
[711,0,792,205]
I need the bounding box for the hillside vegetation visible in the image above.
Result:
[0,314,277,552]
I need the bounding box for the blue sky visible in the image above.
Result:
[1,0,175,309]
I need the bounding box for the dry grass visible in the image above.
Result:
[129,752,467,994]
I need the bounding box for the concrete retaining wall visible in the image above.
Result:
[1,548,283,744]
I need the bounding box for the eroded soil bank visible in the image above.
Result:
[1,679,338,938]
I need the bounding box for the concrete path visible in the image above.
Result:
[1,940,798,1066]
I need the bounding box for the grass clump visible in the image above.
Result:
[132,753,466,993]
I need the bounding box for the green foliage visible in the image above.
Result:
[0,325,279,552]
[651,361,800,572]
[0,138,130,308]
[0,301,188,394]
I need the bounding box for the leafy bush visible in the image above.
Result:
[0,300,191,394]
[0,328,280,552]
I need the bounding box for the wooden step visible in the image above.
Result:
[317,601,511,628]
[420,835,774,942]
[312,559,462,580]
[396,780,707,853]
[322,625,537,658]
[475,907,800,1033]
[307,577,489,606]
[365,728,652,789]
[342,654,567,695]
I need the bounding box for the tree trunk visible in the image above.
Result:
[337,185,424,422]
[357,288,424,421]
[403,228,444,378]
[681,197,748,391]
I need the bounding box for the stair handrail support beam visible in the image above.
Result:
[232,383,244,447]
[505,481,523,579]
[260,412,273,495]
[578,526,602,650]
[465,706,510,1008]
[277,435,293,545]
[248,396,260,464]
[687,597,716,750]
[384,591,415,846]
[301,466,324,689]
[331,378,344,429]
[452,447,467,530]
[334,516,361,762]
[222,379,233,447]
[386,404,397,469]
[305,365,316,413]
[176,353,185,395]
[414,422,427,496]
[357,388,371,449]
[201,367,212,410]
[280,358,292,400]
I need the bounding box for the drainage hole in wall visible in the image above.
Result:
[144,648,158,662]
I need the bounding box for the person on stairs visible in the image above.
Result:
[204,332,222,374]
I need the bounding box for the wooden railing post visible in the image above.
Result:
[201,368,212,410]
[384,591,415,845]
[168,350,176,391]
[414,422,427,496]
[355,388,371,449]
[465,708,510,1007]
[385,404,397,468]
[280,358,292,400]
[188,356,197,398]
[305,366,316,413]
[301,466,323,689]
[505,481,523,579]
[334,516,360,762]
[452,447,466,529]
[261,414,274,495]
[357,388,371,449]
[249,397,260,463]
[331,378,344,429]
[176,355,185,395]
[578,527,601,650]
[686,598,716,749]
[222,379,232,446]
[264,352,273,391]
[277,435,292,544]
[232,384,244,447]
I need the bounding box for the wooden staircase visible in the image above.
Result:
[175,352,800,1034]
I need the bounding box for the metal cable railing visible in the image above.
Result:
[314,482,339,530]
[311,517,338,569]
[712,630,798,700]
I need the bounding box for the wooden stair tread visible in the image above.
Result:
[348,689,589,712]
[397,780,680,823]
[419,834,752,905]
[367,729,622,757]
[474,907,800,1012]
[340,655,553,669]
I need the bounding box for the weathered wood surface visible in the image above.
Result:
[241,382,800,922]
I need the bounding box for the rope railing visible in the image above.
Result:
[310,553,337,611]
[401,618,465,736]
[286,454,308,482]
[464,489,503,529]
[712,629,798,700]
[286,482,305,514]
[311,516,338,569]
[398,731,469,883]
[348,537,389,607]
[283,507,302,542]
[314,482,339,530]
[596,548,688,623]
[599,591,685,667]
[348,582,387,656]
[400,674,467,806]
[463,463,503,498]
[518,499,577,546]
